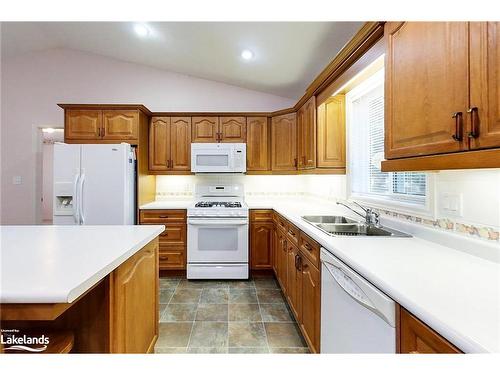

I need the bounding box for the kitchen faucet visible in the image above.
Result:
[336,200,380,226]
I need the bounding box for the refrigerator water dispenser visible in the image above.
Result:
[54,182,74,215]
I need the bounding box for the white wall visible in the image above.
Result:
[0,48,295,224]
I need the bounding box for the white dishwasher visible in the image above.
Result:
[320,248,396,353]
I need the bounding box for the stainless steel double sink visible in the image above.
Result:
[301,215,411,237]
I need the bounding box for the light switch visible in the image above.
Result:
[439,192,463,217]
[12,176,22,185]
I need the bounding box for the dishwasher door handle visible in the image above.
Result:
[323,261,395,327]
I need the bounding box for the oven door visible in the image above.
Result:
[187,218,248,263]
[191,146,233,173]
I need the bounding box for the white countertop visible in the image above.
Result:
[0,225,164,304]
[141,198,500,353]
[140,200,193,210]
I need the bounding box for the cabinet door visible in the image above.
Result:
[247,117,270,171]
[385,22,469,158]
[220,117,247,142]
[286,243,302,321]
[298,97,316,169]
[102,110,139,141]
[469,22,500,149]
[276,230,288,293]
[271,225,277,274]
[400,308,461,353]
[317,95,346,168]
[170,117,192,171]
[149,117,170,171]
[110,239,158,353]
[300,256,320,353]
[65,109,102,140]
[192,116,219,142]
[250,222,273,270]
[271,113,297,170]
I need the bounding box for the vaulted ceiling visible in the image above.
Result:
[1,22,363,99]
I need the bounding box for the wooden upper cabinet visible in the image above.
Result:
[271,113,297,171]
[247,117,270,171]
[400,308,461,354]
[102,110,139,140]
[192,116,219,142]
[300,256,321,353]
[149,117,170,171]
[65,110,102,140]
[469,22,500,150]
[219,117,247,142]
[170,117,191,171]
[385,22,470,159]
[317,95,346,168]
[297,96,316,169]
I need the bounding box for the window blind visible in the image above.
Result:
[348,70,427,207]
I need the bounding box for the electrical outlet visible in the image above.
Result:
[439,192,463,217]
[12,176,22,185]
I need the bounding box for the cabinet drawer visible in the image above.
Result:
[140,209,187,223]
[159,250,185,270]
[250,209,273,222]
[299,232,320,268]
[400,308,461,353]
[276,214,288,233]
[159,224,186,247]
[286,222,300,246]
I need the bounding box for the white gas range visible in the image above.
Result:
[187,183,249,279]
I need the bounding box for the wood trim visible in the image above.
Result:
[58,103,151,115]
[316,38,385,104]
[295,22,385,110]
[381,148,500,172]
[148,170,194,175]
[0,303,72,321]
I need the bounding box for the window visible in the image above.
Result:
[347,69,433,217]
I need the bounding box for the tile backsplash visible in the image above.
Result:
[155,170,500,243]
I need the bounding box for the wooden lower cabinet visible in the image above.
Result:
[286,242,302,321]
[110,239,158,353]
[299,255,321,353]
[266,212,321,353]
[140,209,187,271]
[250,222,273,270]
[399,308,461,354]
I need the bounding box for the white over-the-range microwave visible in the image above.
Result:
[191,143,246,173]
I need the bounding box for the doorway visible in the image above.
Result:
[38,127,64,224]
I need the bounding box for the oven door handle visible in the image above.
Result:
[188,219,248,225]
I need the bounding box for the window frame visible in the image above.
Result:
[345,68,437,219]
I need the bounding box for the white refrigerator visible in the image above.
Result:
[53,143,136,225]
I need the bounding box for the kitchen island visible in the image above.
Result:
[0,225,164,353]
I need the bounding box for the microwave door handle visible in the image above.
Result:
[78,172,85,225]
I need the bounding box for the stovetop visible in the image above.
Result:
[195,201,243,208]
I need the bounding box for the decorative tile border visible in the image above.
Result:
[154,189,499,242]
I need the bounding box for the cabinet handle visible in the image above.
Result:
[467,107,479,139]
[304,242,312,251]
[294,158,298,168]
[296,255,303,271]
[288,230,295,237]
[98,127,101,137]
[451,112,463,141]
[102,127,105,137]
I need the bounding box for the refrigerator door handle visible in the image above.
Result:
[78,172,85,225]
[73,173,80,224]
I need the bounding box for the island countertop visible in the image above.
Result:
[0,225,164,304]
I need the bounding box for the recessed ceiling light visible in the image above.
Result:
[241,49,254,61]
[133,24,150,37]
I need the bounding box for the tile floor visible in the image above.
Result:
[155,275,309,354]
